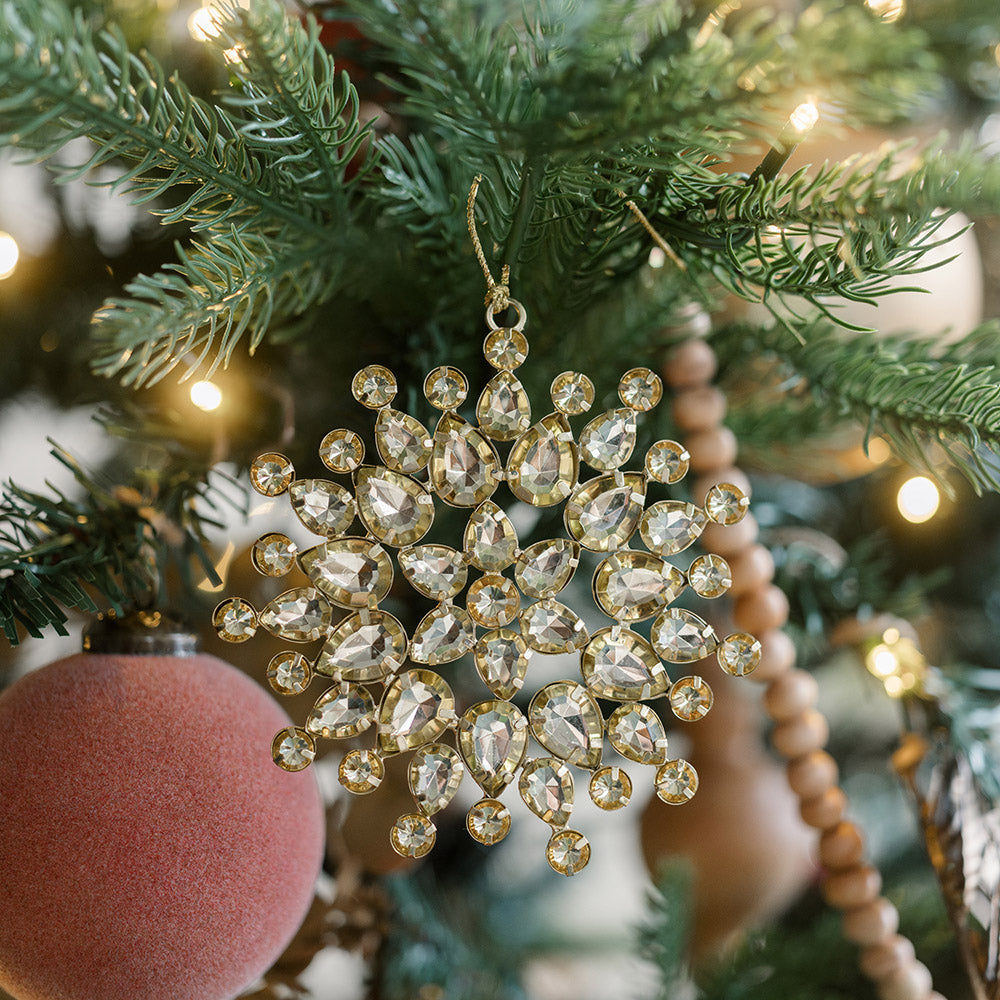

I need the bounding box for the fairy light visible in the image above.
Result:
[788,101,820,135]
[864,627,925,698]
[865,0,905,22]
[648,247,667,269]
[897,476,940,524]
[190,379,223,412]
[223,44,248,65]
[749,101,820,184]
[187,5,222,41]
[0,232,20,279]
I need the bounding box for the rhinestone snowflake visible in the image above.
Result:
[215,301,760,875]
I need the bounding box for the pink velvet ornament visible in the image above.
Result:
[0,651,325,1000]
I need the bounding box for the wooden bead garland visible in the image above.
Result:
[662,335,944,1000]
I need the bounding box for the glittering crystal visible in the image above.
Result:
[687,553,731,599]
[484,328,528,369]
[581,627,669,701]
[267,651,311,695]
[320,429,365,473]
[352,364,396,408]
[390,813,436,858]
[550,371,595,415]
[306,682,376,738]
[213,598,257,642]
[408,743,465,814]
[459,700,528,796]
[259,588,332,642]
[355,466,435,547]
[424,366,468,410]
[467,798,511,845]
[464,500,518,572]
[651,608,718,663]
[272,727,314,771]
[669,675,714,721]
[717,632,762,677]
[251,532,297,577]
[618,367,662,411]
[289,479,356,537]
[377,668,456,754]
[704,482,750,525]
[564,473,645,552]
[474,628,530,700]
[528,681,603,769]
[515,538,579,598]
[476,370,532,441]
[339,748,384,793]
[429,412,500,506]
[375,408,432,474]
[466,574,520,627]
[593,550,685,622]
[298,538,393,609]
[315,610,407,681]
[546,829,590,876]
[507,412,578,507]
[520,600,589,653]
[520,757,574,826]
[655,758,699,804]
[639,501,707,556]
[410,603,476,664]
[579,407,637,471]
[589,766,632,810]
[250,452,294,496]
[645,440,690,484]
[606,703,668,765]
[398,544,467,600]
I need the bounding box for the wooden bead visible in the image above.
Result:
[734,584,790,634]
[787,751,839,801]
[842,897,900,946]
[764,670,818,722]
[772,710,829,759]
[672,386,728,431]
[662,338,717,389]
[692,467,753,506]
[818,820,864,870]
[748,629,796,684]
[728,544,775,597]
[687,426,738,473]
[860,935,916,981]
[822,864,882,910]
[800,786,848,830]
[701,514,759,557]
[876,961,933,1000]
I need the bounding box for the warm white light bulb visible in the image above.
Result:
[187,5,222,41]
[897,476,940,524]
[788,102,819,135]
[866,0,905,23]
[190,380,223,412]
[0,232,20,280]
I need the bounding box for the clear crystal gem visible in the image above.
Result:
[352,364,396,408]
[250,452,293,496]
[704,482,750,525]
[717,632,762,677]
[339,748,384,793]
[315,610,407,681]
[467,798,511,845]
[655,758,699,804]
[390,813,436,858]
[410,603,476,665]
[579,407,637,470]
[408,743,465,815]
[520,757,574,827]
[476,370,532,441]
[528,681,603,769]
[687,553,732,599]
[289,479,356,537]
[639,501,707,556]
[466,574,520,627]
[550,371,595,415]
[474,628,530,700]
[515,538,580,598]
[581,627,669,701]
[377,668,456,754]
[213,598,257,642]
[298,538,393,609]
[645,440,690,484]
[271,727,314,771]
[459,700,529,797]
[593,550,685,622]
[320,429,365,473]
[306,682,376,738]
[507,412,578,507]
[398,544,467,600]
[618,367,662,411]
[546,829,590,876]
[565,473,646,552]
[375,408,432,474]
[355,466,434,547]
[259,588,332,642]
[669,675,714,721]
[464,500,518,572]
[484,328,528,369]
[651,608,718,663]
[589,766,632,810]
[267,651,312,695]
[520,600,589,653]
[607,703,668,765]
[251,532,297,577]
[429,412,500,506]
[424,366,468,410]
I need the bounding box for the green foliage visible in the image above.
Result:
[638,861,693,999]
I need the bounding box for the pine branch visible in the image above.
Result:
[638,861,693,999]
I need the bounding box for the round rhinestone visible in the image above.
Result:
[424,366,468,409]
[352,364,397,408]
[466,574,520,627]
[484,328,529,369]
[618,367,662,411]
[466,798,512,845]
[687,553,732,599]
[589,766,632,811]
[655,758,699,804]
[390,813,436,858]
[250,452,294,496]
[718,632,762,676]
[339,748,384,794]
[704,482,750,525]
[320,428,365,473]
[212,598,257,642]
[267,651,312,695]
[550,371,595,415]
[546,829,591,876]
[271,727,315,771]
[645,440,690,484]
[669,675,714,721]
[251,532,297,577]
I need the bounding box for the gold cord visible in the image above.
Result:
[467,175,511,312]
[625,200,687,272]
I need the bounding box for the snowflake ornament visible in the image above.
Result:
[215,300,760,875]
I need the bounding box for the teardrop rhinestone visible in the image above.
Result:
[398,544,468,600]
[466,574,520,628]
[298,538,393,609]
[564,473,646,552]
[315,610,408,681]
[528,681,604,769]
[639,501,707,556]
[464,500,519,572]
[687,553,732,599]
[607,703,668,765]
[655,758,699,804]
[410,602,476,665]
[354,466,435,547]
[515,538,580,598]
[429,411,500,507]
[259,588,332,642]
[476,370,532,441]
[592,550,685,622]
[520,599,590,653]
[581,627,670,701]
[408,743,465,815]
[377,668,456,754]
[375,408,433,474]
[507,412,578,507]
[306,682,376,739]
[651,608,719,663]
[289,479,356,537]
[519,757,574,827]
[458,700,529,797]
[473,628,530,700]
[579,407,636,471]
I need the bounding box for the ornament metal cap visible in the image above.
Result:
[82,610,199,656]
